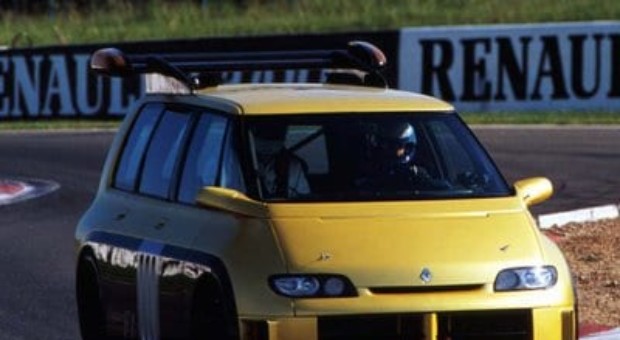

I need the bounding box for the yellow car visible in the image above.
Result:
[75,42,576,339]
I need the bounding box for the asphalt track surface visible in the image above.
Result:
[0,126,617,339]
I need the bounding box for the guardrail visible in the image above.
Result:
[0,21,618,120]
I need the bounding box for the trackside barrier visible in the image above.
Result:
[0,32,398,120]
[0,21,618,119]
[399,22,620,112]
[538,204,620,229]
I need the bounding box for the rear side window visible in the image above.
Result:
[139,110,192,198]
[113,104,244,203]
[177,114,228,204]
[114,104,164,191]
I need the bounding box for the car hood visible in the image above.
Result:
[267,197,544,288]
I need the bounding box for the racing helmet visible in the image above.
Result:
[373,120,417,165]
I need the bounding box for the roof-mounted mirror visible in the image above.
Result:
[90,48,132,76]
[347,41,387,69]
[89,40,389,90]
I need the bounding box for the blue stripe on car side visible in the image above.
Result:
[139,240,165,256]
[84,230,239,338]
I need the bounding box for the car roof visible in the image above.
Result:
[192,83,455,115]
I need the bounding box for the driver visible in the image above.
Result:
[356,120,433,191]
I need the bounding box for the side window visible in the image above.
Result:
[114,103,164,191]
[177,114,228,204]
[139,110,192,198]
[285,125,328,174]
[220,125,245,192]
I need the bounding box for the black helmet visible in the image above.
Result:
[373,120,417,164]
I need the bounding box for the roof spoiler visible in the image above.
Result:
[89,41,388,92]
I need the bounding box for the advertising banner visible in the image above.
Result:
[399,21,620,112]
[0,32,399,120]
[1,22,619,119]
[0,46,142,119]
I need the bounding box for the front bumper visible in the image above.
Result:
[240,307,576,340]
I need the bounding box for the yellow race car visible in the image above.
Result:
[75,42,576,339]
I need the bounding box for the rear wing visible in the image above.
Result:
[89,41,388,93]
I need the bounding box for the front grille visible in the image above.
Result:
[319,314,425,340]
[562,311,576,340]
[243,320,269,340]
[438,310,532,340]
[318,310,532,340]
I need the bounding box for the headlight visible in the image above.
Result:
[494,266,558,291]
[269,274,357,298]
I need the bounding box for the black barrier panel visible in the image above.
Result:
[0,46,143,120]
[0,31,399,120]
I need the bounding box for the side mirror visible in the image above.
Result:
[514,177,553,207]
[90,48,132,76]
[196,186,268,218]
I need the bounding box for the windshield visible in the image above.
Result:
[245,113,510,201]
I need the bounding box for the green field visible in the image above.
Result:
[0,111,617,130]
[0,119,121,131]
[0,0,618,126]
[1,0,619,47]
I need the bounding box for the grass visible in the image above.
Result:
[0,112,617,131]
[460,111,620,125]
[0,119,120,131]
[1,0,620,47]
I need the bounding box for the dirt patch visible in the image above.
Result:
[546,218,620,327]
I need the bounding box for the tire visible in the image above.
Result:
[76,254,106,340]
[190,277,234,340]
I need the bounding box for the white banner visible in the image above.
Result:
[399,22,620,112]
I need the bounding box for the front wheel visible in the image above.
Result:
[76,254,106,340]
[191,277,235,340]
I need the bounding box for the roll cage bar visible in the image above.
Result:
[90,41,388,93]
